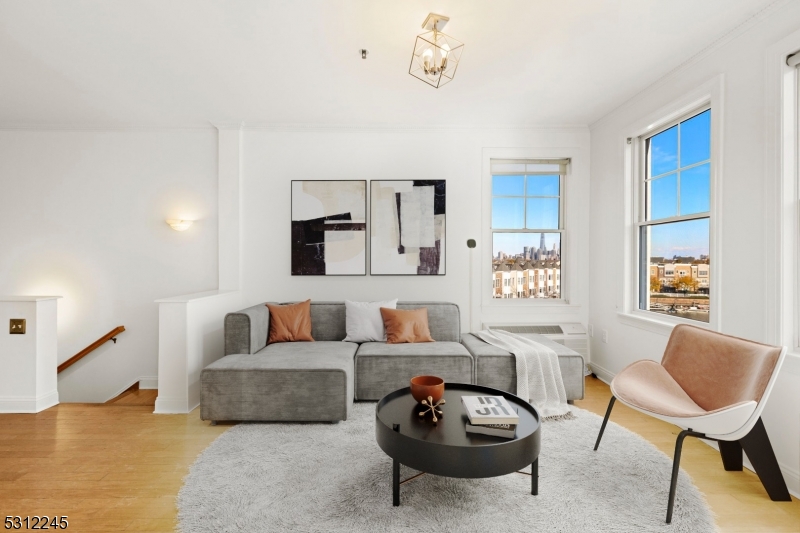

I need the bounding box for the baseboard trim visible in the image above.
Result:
[138,376,158,390]
[586,365,800,499]
[105,376,159,402]
[154,396,198,414]
[588,362,615,385]
[0,390,59,413]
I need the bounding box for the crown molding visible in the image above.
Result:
[0,120,589,134]
[589,0,793,130]
[0,122,215,132]
[239,122,589,133]
[210,121,244,131]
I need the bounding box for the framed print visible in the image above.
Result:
[291,180,366,275]
[370,180,446,275]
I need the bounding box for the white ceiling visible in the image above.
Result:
[0,0,778,128]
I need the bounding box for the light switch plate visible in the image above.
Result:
[10,319,26,334]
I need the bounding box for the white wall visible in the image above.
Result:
[0,297,59,412]
[155,290,242,414]
[239,126,591,332]
[0,130,219,402]
[589,3,800,494]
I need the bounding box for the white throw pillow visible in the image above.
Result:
[343,299,398,343]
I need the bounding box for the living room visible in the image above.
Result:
[1,1,800,531]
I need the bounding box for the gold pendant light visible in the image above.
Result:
[409,13,464,89]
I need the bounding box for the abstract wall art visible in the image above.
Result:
[370,180,446,275]
[291,180,366,275]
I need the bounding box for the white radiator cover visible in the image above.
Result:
[482,323,590,362]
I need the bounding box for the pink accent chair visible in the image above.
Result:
[593,324,790,523]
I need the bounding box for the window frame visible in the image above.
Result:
[765,30,800,353]
[636,105,712,317]
[619,77,723,335]
[490,160,566,302]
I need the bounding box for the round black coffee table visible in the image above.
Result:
[375,383,541,506]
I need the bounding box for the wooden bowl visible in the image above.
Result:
[410,375,445,404]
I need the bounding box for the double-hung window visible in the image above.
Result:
[490,159,567,299]
[638,108,711,322]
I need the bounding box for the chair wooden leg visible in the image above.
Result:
[593,396,615,451]
[719,440,743,471]
[666,429,691,524]
[738,417,791,501]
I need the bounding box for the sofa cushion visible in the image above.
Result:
[266,300,314,344]
[380,307,434,344]
[354,341,473,400]
[276,301,460,342]
[253,340,357,366]
[343,299,397,343]
[356,341,468,357]
[397,302,460,342]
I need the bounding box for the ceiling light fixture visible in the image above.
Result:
[409,13,464,89]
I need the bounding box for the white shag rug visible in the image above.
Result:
[178,403,715,533]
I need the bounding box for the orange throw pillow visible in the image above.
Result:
[266,300,314,344]
[380,307,435,344]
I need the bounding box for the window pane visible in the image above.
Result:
[526,198,559,229]
[640,218,710,323]
[679,163,710,215]
[648,173,677,220]
[680,110,711,167]
[492,198,524,228]
[649,125,678,176]
[492,232,561,299]
[526,175,559,196]
[492,175,525,196]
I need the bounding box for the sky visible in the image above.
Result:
[490,109,711,260]
[646,218,709,259]
[647,110,711,258]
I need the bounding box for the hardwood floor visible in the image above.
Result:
[0,396,226,532]
[0,378,797,532]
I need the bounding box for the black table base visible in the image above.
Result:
[391,458,539,506]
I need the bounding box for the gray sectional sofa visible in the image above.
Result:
[200,300,584,423]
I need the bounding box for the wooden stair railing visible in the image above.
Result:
[57,326,126,374]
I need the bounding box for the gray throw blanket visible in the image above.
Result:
[474,329,573,421]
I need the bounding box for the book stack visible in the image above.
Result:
[461,395,520,439]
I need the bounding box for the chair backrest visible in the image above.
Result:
[661,324,783,412]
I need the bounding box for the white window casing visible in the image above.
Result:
[618,76,723,335]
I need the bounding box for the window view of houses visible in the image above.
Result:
[492,232,561,299]
[646,255,710,322]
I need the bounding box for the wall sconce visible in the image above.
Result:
[166,219,193,232]
[409,13,464,89]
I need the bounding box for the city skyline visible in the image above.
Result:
[493,232,560,259]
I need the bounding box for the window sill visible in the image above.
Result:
[483,300,580,311]
[616,311,715,336]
